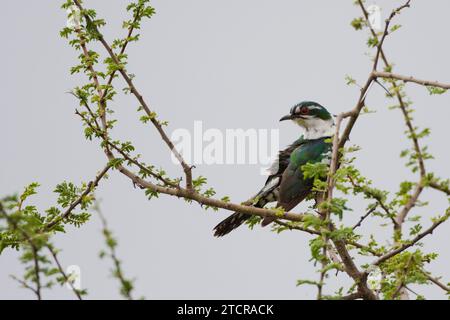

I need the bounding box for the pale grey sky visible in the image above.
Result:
[1,0,449,299]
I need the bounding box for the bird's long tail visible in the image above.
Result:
[213,212,252,237]
[213,193,280,237]
[261,216,276,227]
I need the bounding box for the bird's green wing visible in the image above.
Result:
[277,137,331,211]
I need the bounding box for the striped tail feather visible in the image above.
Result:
[213,189,280,237]
[213,212,251,237]
[261,216,276,227]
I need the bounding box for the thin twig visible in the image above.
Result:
[76,110,179,188]
[424,272,450,293]
[429,181,450,196]
[352,204,378,230]
[347,174,393,220]
[44,164,111,231]
[373,71,450,90]
[1,204,42,300]
[317,246,327,300]
[274,220,319,235]
[10,275,40,297]
[97,208,134,300]
[99,3,145,107]
[372,212,449,266]
[47,246,83,300]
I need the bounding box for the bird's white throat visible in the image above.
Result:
[294,117,335,140]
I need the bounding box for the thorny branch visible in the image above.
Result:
[373,208,450,266]
[1,203,84,300]
[352,204,378,230]
[97,207,134,300]
[373,71,450,90]
[43,164,111,231]
[47,245,83,300]
[0,203,42,300]
[73,0,194,191]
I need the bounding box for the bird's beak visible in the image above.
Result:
[279,114,293,122]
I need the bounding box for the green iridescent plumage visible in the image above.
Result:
[277,137,331,211]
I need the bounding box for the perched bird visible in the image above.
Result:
[213,101,334,237]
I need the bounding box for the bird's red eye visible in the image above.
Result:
[300,106,309,114]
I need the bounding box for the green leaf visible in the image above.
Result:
[350,17,365,30]
[427,86,447,95]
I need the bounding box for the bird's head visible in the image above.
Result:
[280,101,334,139]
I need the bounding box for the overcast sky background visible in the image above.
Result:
[1,0,449,299]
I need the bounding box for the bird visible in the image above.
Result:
[213,101,334,237]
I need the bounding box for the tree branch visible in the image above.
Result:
[424,272,450,293]
[372,210,450,266]
[373,71,450,90]
[0,204,42,300]
[72,0,194,190]
[43,164,111,231]
[47,245,83,300]
[352,204,378,230]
